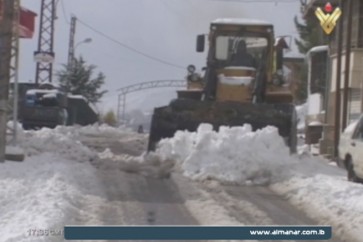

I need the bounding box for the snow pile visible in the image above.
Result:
[6,121,25,138]
[156,123,294,185]
[75,123,134,137]
[296,103,307,131]
[15,124,138,162]
[271,174,363,242]
[98,147,115,159]
[19,126,96,162]
[263,154,361,241]
[0,153,110,242]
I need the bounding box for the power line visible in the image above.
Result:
[75,17,185,70]
[60,0,70,24]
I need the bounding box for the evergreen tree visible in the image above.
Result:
[57,56,107,104]
[294,16,329,54]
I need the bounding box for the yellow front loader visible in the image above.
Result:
[148,18,297,153]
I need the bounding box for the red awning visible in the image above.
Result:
[19,7,37,39]
[0,3,37,39]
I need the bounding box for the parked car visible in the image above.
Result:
[338,114,363,182]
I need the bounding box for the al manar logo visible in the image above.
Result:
[315,2,342,35]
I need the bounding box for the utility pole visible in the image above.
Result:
[116,93,126,125]
[0,0,15,162]
[67,15,77,69]
[10,0,21,146]
[342,0,353,131]
[333,0,344,158]
[34,0,56,84]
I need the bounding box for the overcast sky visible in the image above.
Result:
[20,0,302,114]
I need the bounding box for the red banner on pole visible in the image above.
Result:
[19,7,37,39]
[0,1,37,39]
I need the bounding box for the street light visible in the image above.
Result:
[75,38,92,50]
[71,38,92,68]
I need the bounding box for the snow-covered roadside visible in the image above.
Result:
[154,123,363,242]
[271,174,362,242]
[1,125,130,242]
[0,152,111,242]
[269,154,360,241]
[18,124,138,160]
[2,121,361,242]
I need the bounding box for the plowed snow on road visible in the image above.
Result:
[0,123,359,242]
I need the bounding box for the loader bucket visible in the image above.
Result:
[147,99,297,153]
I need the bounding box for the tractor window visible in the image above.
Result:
[215,35,268,68]
[215,37,229,60]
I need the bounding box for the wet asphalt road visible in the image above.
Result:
[78,132,343,242]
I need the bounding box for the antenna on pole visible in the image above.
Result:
[67,15,77,69]
[34,0,56,84]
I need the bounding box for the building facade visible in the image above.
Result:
[304,0,363,157]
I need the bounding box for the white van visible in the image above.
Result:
[339,115,363,182]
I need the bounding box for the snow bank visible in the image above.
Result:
[0,153,109,242]
[6,121,25,138]
[266,154,361,241]
[75,123,134,137]
[19,127,96,162]
[271,174,363,242]
[0,124,149,241]
[156,123,294,185]
[16,124,135,162]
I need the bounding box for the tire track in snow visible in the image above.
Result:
[202,184,275,225]
[211,184,342,242]
[187,180,297,242]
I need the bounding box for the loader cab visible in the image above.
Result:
[196,18,275,103]
[214,35,268,69]
[197,20,274,70]
[194,18,293,104]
